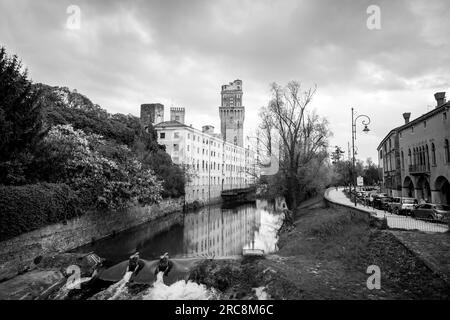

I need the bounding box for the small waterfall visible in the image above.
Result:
[53,277,91,300]
[108,271,133,300]
[142,272,217,300]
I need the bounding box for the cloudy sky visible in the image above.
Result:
[1,0,450,162]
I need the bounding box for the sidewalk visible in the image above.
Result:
[325,188,448,233]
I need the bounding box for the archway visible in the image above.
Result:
[403,176,414,198]
[417,176,431,202]
[435,176,450,205]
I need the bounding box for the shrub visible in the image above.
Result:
[0,183,82,241]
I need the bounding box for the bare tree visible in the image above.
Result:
[260,81,331,209]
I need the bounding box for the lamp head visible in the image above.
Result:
[363,125,370,133]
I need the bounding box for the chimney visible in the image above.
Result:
[403,112,411,124]
[434,92,446,108]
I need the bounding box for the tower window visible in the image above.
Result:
[160,132,165,139]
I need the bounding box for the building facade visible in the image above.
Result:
[378,92,450,204]
[219,79,245,147]
[141,80,257,204]
[377,128,402,197]
[140,103,164,128]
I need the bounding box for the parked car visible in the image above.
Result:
[411,204,450,222]
[389,197,417,215]
[373,195,390,210]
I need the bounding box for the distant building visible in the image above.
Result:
[378,92,450,204]
[219,79,245,147]
[140,103,164,128]
[140,80,257,204]
[170,107,185,124]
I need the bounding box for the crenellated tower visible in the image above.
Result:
[219,79,245,147]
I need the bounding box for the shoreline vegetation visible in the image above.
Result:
[0,47,187,243]
[187,195,450,300]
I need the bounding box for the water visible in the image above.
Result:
[74,198,284,264]
[69,198,285,300]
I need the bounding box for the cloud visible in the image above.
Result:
[1,0,450,162]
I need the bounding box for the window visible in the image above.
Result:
[175,116,180,121]
[411,126,414,133]
[408,149,411,166]
[174,132,180,139]
[444,112,447,120]
[173,144,179,151]
[188,133,190,139]
[424,121,426,128]
[431,143,436,166]
[401,151,404,169]
[160,132,165,139]
[187,145,190,152]
[445,139,450,163]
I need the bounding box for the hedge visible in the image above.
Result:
[0,183,83,241]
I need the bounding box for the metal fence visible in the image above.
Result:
[344,192,449,233]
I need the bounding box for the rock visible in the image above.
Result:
[0,270,64,300]
[35,252,101,277]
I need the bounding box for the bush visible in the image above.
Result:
[0,183,83,241]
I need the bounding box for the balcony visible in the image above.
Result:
[408,164,430,175]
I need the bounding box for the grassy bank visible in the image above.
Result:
[189,199,450,299]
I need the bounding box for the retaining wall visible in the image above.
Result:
[0,198,184,281]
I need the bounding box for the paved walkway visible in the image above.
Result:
[325,188,448,233]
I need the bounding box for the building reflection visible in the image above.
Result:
[183,204,261,257]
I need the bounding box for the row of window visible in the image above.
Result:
[159,131,245,155]
[400,139,450,170]
[400,112,447,137]
[185,161,245,173]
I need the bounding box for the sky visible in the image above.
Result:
[1,0,450,163]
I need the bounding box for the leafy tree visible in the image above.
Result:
[41,124,163,209]
[0,47,45,184]
[363,158,380,186]
[258,81,332,209]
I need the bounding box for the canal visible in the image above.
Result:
[73,198,285,265]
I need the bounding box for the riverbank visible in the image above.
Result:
[0,198,184,282]
[189,196,450,299]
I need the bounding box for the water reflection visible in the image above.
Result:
[74,198,284,263]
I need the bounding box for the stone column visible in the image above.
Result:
[414,188,422,201]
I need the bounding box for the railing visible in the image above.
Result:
[341,189,449,233]
[409,164,430,174]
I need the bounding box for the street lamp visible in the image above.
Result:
[351,107,371,207]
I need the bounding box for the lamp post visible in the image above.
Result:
[351,107,371,207]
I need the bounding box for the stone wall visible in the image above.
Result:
[0,198,184,281]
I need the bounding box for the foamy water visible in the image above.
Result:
[253,286,270,300]
[108,271,133,300]
[142,272,217,300]
[53,277,92,300]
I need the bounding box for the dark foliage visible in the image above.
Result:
[0,183,83,241]
[37,83,142,147]
[0,47,46,184]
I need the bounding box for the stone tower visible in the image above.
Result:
[140,103,164,127]
[170,107,185,124]
[219,79,245,147]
